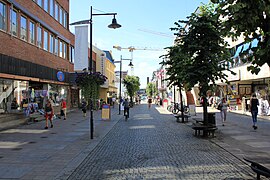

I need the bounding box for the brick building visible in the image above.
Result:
[0,0,76,113]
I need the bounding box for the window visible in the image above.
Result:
[54,2,58,21]
[10,9,17,36]
[43,30,48,51]
[44,0,48,12]
[37,0,43,7]
[69,46,74,63]
[0,2,6,31]
[54,38,58,55]
[59,7,63,25]
[49,34,54,53]
[49,0,54,16]
[63,11,67,28]
[63,42,66,59]
[29,21,35,44]
[59,40,63,57]
[20,16,27,41]
[37,26,42,48]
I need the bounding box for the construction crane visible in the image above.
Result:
[113,45,164,75]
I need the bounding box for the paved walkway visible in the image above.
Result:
[0,103,269,179]
[0,107,121,179]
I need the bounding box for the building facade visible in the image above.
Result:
[0,0,75,113]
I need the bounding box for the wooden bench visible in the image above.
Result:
[192,122,217,137]
[174,114,191,123]
[244,158,270,180]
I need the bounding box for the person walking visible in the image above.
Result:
[250,94,259,130]
[44,100,54,129]
[218,98,229,126]
[60,99,67,120]
[112,97,116,108]
[148,96,152,109]
[81,99,87,117]
[123,98,130,118]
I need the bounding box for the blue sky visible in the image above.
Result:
[69,0,209,88]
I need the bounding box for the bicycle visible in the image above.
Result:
[171,103,190,114]
[124,108,129,121]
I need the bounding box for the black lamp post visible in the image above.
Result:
[70,6,121,139]
[114,55,133,115]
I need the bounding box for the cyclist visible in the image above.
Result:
[123,98,130,118]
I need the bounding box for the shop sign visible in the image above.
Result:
[57,71,65,82]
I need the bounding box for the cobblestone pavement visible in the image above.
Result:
[66,104,254,180]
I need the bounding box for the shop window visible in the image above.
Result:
[43,30,48,51]
[37,26,42,48]
[29,21,35,44]
[20,15,27,41]
[10,9,18,36]
[0,2,6,31]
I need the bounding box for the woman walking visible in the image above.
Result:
[250,94,259,130]
[218,98,229,126]
[44,100,54,129]
[60,99,67,120]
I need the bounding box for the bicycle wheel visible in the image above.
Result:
[172,107,177,114]
[184,106,189,114]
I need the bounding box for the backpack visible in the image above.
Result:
[217,103,223,110]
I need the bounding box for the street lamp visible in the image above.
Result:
[70,6,121,139]
[114,55,133,115]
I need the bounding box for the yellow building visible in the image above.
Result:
[93,46,117,103]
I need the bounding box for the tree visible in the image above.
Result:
[75,71,107,109]
[162,3,233,124]
[146,82,157,97]
[211,0,270,74]
[123,75,140,104]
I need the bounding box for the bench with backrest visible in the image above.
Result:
[244,158,270,180]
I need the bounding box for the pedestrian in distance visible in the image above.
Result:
[81,99,87,117]
[44,100,54,129]
[60,99,67,120]
[250,94,259,130]
[148,96,152,109]
[112,97,116,108]
[218,97,229,126]
[123,98,130,118]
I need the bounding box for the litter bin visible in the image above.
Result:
[208,112,216,125]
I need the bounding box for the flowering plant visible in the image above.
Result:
[75,72,107,103]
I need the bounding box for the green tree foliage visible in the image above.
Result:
[75,72,107,108]
[211,0,270,74]
[146,82,157,97]
[162,3,233,123]
[123,75,140,103]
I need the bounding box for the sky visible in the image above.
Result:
[69,0,209,88]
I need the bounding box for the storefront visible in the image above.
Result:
[0,77,69,115]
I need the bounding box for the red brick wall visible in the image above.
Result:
[0,0,75,72]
